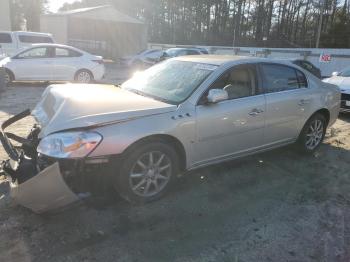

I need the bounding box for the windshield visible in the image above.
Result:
[339,67,350,77]
[121,60,217,104]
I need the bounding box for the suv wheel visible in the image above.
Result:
[114,142,179,204]
[298,113,327,153]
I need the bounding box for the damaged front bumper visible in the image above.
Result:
[8,162,79,213]
[0,110,80,213]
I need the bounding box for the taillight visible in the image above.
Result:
[92,59,104,64]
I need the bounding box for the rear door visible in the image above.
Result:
[260,63,313,146]
[12,46,55,80]
[53,47,83,80]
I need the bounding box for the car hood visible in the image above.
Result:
[32,84,177,137]
[323,76,350,93]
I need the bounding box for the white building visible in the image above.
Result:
[0,0,11,30]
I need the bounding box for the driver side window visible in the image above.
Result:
[199,64,257,104]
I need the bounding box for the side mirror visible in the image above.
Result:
[207,89,228,104]
[332,71,339,77]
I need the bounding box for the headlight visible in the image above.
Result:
[37,131,102,159]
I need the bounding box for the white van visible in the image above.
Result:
[0,31,55,58]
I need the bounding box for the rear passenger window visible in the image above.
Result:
[18,35,53,43]
[55,48,82,57]
[0,33,12,43]
[261,64,300,93]
[186,50,200,55]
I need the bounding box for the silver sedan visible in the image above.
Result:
[0,56,341,213]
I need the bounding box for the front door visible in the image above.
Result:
[194,64,266,165]
[12,46,54,81]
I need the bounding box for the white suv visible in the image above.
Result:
[0,31,54,58]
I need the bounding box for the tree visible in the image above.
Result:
[58,0,350,48]
[10,0,47,31]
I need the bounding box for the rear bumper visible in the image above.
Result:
[92,64,105,81]
[0,110,80,213]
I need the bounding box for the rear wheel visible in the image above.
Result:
[114,142,179,204]
[298,113,327,153]
[75,69,93,83]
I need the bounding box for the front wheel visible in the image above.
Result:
[298,113,327,153]
[114,142,179,204]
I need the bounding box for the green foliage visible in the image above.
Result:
[321,2,350,48]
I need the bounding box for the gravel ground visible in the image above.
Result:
[1,84,350,262]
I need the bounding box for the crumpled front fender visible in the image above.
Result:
[10,162,79,214]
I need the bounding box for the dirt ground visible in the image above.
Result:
[1,84,350,262]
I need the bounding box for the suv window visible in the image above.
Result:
[261,64,301,93]
[186,50,200,55]
[0,33,12,43]
[55,47,82,57]
[296,70,308,88]
[300,61,314,71]
[200,65,257,103]
[18,35,53,43]
[177,50,188,56]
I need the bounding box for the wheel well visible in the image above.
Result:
[4,68,14,81]
[123,135,187,172]
[314,108,330,126]
[75,69,94,79]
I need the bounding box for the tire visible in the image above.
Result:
[4,69,13,86]
[297,113,327,153]
[74,69,93,83]
[114,142,179,204]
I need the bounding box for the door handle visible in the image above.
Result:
[298,99,310,106]
[249,108,264,116]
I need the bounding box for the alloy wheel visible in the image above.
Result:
[4,72,10,85]
[77,71,91,83]
[305,119,324,150]
[129,151,172,197]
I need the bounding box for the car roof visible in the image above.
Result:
[25,43,86,53]
[0,31,52,36]
[167,47,202,51]
[11,43,89,57]
[174,55,296,66]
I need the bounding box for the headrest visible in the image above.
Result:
[229,69,250,83]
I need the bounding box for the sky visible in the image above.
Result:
[47,0,80,12]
